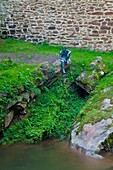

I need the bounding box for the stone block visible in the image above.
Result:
[76,57,108,93]
[5,111,14,128]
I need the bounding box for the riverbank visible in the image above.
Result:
[0,38,113,147]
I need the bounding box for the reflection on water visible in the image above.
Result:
[0,140,113,170]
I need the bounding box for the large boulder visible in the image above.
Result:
[71,119,113,158]
[36,59,71,87]
[76,57,108,93]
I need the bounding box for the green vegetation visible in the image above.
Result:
[0,58,43,131]
[0,38,113,72]
[77,71,113,132]
[1,76,88,144]
[0,59,39,92]
[0,38,113,144]
[0,38,61,56]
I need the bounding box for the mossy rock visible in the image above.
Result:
[76,57,109,93]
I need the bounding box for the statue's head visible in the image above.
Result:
[62,46,66,52]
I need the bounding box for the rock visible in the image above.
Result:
[90,56,104,69]
[6,92,30,110]
[53,59,71,74]
[39,61,50,77]
[13,102,27,115]
[30,92,35,99]
[86,150,103,159]
[20,92,30,102]
[5,111,14,128]
[4,93,31,129]
[6,100,17,110]
[76,57,108,93]
[38,59,71,87]
[102,87,111,93]
[71,119,113,157]
[101,98,113,111]
[39,59,71,77]
[53,59,61,73]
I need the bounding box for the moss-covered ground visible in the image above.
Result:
[0,38,113,144]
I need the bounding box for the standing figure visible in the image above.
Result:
[60,46,71,74]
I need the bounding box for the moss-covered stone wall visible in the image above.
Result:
[1,0,113,51]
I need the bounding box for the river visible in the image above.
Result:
[0,140,113,170]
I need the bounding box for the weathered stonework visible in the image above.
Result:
[1,0,113,51]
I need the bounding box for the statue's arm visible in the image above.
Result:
[67,50,71,58]
[60,51,63,60]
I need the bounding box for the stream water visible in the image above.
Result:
[0,140,113,170]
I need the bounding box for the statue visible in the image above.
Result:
[60,46,71,74]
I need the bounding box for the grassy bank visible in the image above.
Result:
[77,71,113,132]
[1,77,88,144]
[0,38,113,144]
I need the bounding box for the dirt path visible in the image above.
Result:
[0,52,59,64]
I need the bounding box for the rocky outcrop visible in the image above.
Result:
[71,119,113,158]
[3,59,70,129]
[36,59,71,87]
[4,92,32,128]
[76,57,108,93]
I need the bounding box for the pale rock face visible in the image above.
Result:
[71,119,113,158]
[101,98,113,111]
[102,88,111,93]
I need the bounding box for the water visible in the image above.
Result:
[0,140,113,170]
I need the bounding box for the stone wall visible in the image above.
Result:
[1,0,113,51]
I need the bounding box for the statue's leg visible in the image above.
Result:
[61,61,66,74]
[66,58,70,64]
